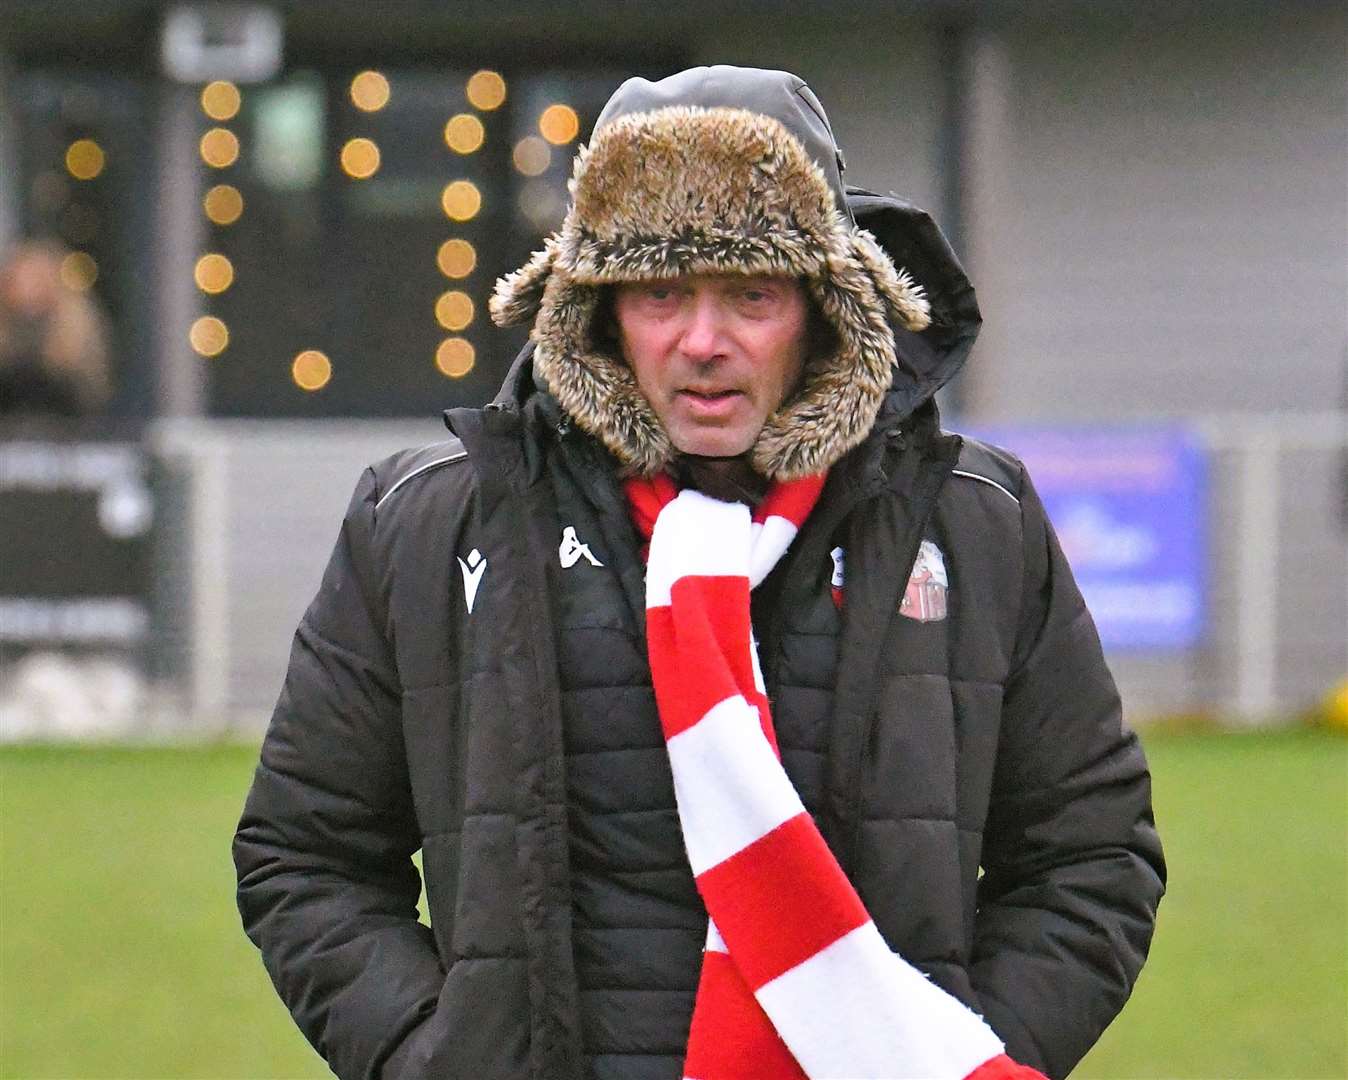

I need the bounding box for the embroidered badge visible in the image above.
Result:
[457,548,487,614]
[829,546,845,610]
[899,540,948,622]
[559,525,604,568]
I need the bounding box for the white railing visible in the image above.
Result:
[3,412,1344,737]
[1190,411,1347,722]
[163,412,1344,731]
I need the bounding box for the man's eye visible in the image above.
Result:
[737,287,778,306]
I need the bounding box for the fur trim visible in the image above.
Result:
[489,238,558,328]
[491,106,931,481]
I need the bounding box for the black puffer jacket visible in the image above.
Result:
[234,197,1164,1080]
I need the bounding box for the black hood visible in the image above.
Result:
[847,188,982,418]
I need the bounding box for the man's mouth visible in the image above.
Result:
[678,388,745,417]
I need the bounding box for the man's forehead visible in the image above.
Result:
[619,272,802,289]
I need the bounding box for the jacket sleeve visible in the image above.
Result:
[969,465,1166,1080]
[233,466,444,1080]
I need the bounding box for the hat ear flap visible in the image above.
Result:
[490,238,560,328]
[851,228,931,332]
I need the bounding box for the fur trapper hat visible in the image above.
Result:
[490,66,931,480]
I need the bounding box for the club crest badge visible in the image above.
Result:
[900,540,948,622]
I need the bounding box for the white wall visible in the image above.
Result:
[963,5,1347,421]
[698,9,1348,719]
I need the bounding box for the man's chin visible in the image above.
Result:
[670,437,757,459]
[667,421,760,461]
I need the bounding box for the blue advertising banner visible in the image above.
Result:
[963,426,1207,651]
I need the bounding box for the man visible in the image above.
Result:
[0,240,112,421]
[234,66,1164,1080]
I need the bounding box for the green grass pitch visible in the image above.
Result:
[2,729,1345,1078]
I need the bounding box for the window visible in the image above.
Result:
[6,68,151,422]
[199,67,628,417]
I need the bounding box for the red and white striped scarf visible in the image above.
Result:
[625,471,1046,1080]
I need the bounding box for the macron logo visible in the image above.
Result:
[457,548,487,614]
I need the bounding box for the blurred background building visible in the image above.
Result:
[0,0,1343,736]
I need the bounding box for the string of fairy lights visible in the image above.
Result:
[189,79,241,367]
[184,69,582,399]
[58,137,105,292]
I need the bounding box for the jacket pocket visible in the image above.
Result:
[854,816,966,967]
[392,956,531,1080]
[420,828,461,964]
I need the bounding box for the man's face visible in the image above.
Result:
[613,274,809,459]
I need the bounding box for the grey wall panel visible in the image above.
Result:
[964,6,1347,421]
[0,52,17,252]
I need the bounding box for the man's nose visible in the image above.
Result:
[677,295,726,361]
